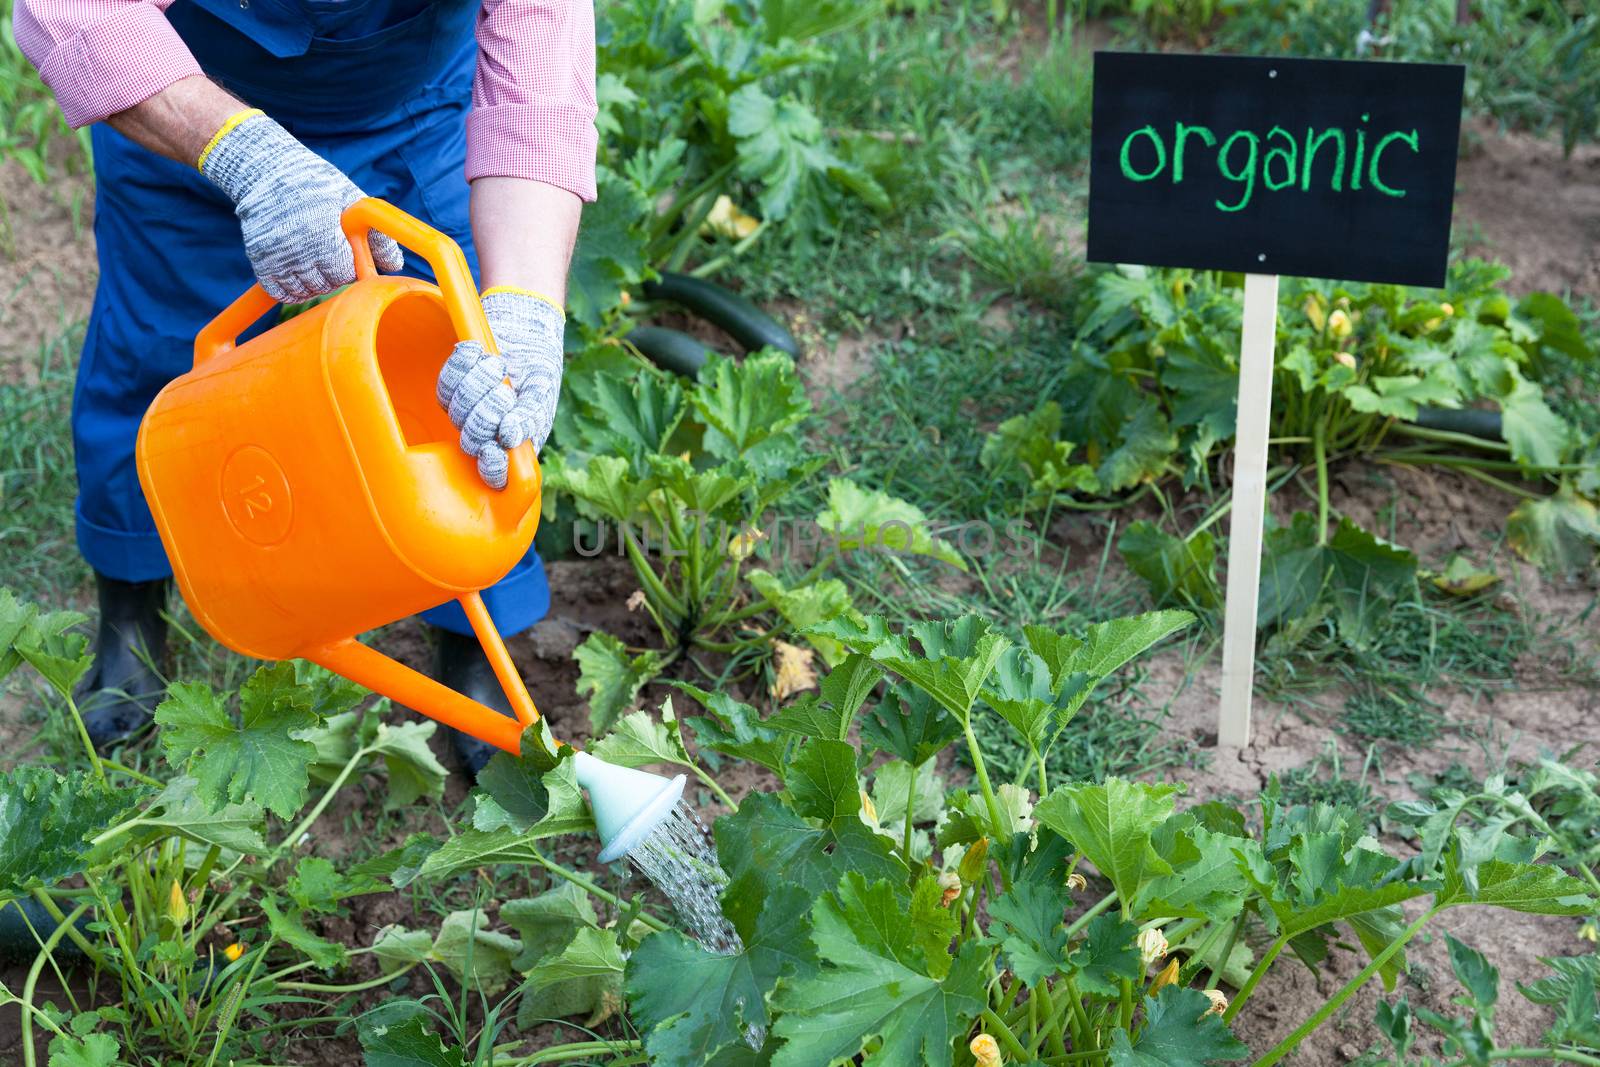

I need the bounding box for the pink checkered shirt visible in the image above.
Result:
[10,0,597,200]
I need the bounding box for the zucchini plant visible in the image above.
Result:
[377,607,1596,1066]
[545,345,960,733]
[980,260,1600,573]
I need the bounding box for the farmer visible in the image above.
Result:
[13,0,595,773]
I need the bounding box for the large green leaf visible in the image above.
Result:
[471,736,589,838]
[1500,378,1573,469]
[979,647,1079,753]
[369,721,449,811]
[716,792,904,897]
[859,615,1011,722]
[860,686,961,766]
[784,739,860,823]
[517,926,625,1027]
[815,479,966,570]
[1034,779,1178,905]
[1068,913,1142,997]
[1108,986,1248,1066]
[989,881,1071,986]
[357,1000,465,1067]
[1439,854,1594,915]
[1023,610,1195,693]
[503,883,599,970]
[1133,826,1258,922]
[1507,488,1600,574]
[10,607,93,698]
[590,701,694,770]
[565,174,649,328]
[575,632,664,735]
[154,664,320,819]
[1096,402,1177,493]
[678,685,787,774]
[1118,522,1220,611]
[628,874,816,1064]
[262,894,345,970]
[728,86,862,222]
[47,1032,120,1067]
[0,767,132,899]
[769,875,987,1067]
[1343,374,1460,419]
[746,571,855,668]
[431,910,522,994]
[692,352,810,464]
[129,776,265,855]
[543,453,652,523]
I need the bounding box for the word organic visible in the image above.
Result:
[1117,116,1420,212]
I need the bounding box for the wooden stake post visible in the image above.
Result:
[1086,52,1462,747]
[1217,273,1278,747]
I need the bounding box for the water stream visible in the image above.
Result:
[625,799,742,955]
[626,800,765,1048]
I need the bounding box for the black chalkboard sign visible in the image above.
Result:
[1087,52,1464,287]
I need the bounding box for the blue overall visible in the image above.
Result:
[76,0,549,636]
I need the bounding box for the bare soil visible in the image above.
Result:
[1455,117,1600,299]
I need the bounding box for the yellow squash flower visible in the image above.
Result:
[1327,309,1353,340]
[1302,294,1327,332]
[1137,927,1168,968]
[1150,957,1180,994]
[970,1033,1002,1067]
[1202,989,1228,1016]
[167,880,189,925]
[224,943,244,962]
[937,871,961,908]
[1334,351,1357,369]
[1066,873,1087,893]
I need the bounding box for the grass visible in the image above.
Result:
[0,319,89,602]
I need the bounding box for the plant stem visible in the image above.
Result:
[960,718,1009,876]
[981,1008,1031,1062]
[62,694,104,781]
[691,764,739,812]
[1202,907,1246,992]
[1222,933,1287,1024]
[20,903,90,1067]
[1251,906,1439,1067]
[99,758,164,786]
[531,851,669,933]
[276,965,416,994]
[1387,422,1510,453]
[902,762,917,864]
[507,1041,645,1065]
[1033,982,1069,1058]
[1313,414,1331,545]
[1446,1052,1600,1067]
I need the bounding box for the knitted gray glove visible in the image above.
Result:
[201,109,403,302]
[436,289,564,489]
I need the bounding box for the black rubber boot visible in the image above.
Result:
[77,572,169,750]
[430,626,517,779]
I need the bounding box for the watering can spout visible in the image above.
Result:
[572,752,687,864]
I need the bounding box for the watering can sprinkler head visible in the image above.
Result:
[572,751,687,864]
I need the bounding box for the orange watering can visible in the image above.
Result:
[136,198,540,755]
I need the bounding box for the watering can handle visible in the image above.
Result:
[305,591,543,756]
[194,198,497,365]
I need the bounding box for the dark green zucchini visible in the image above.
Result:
[1412,407,1504,442]
[0,898,88,961]
[642,272,799,356]
[626,325,716,378]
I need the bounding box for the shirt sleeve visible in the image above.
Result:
[465,0,598,202]
[11,0,203,129]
